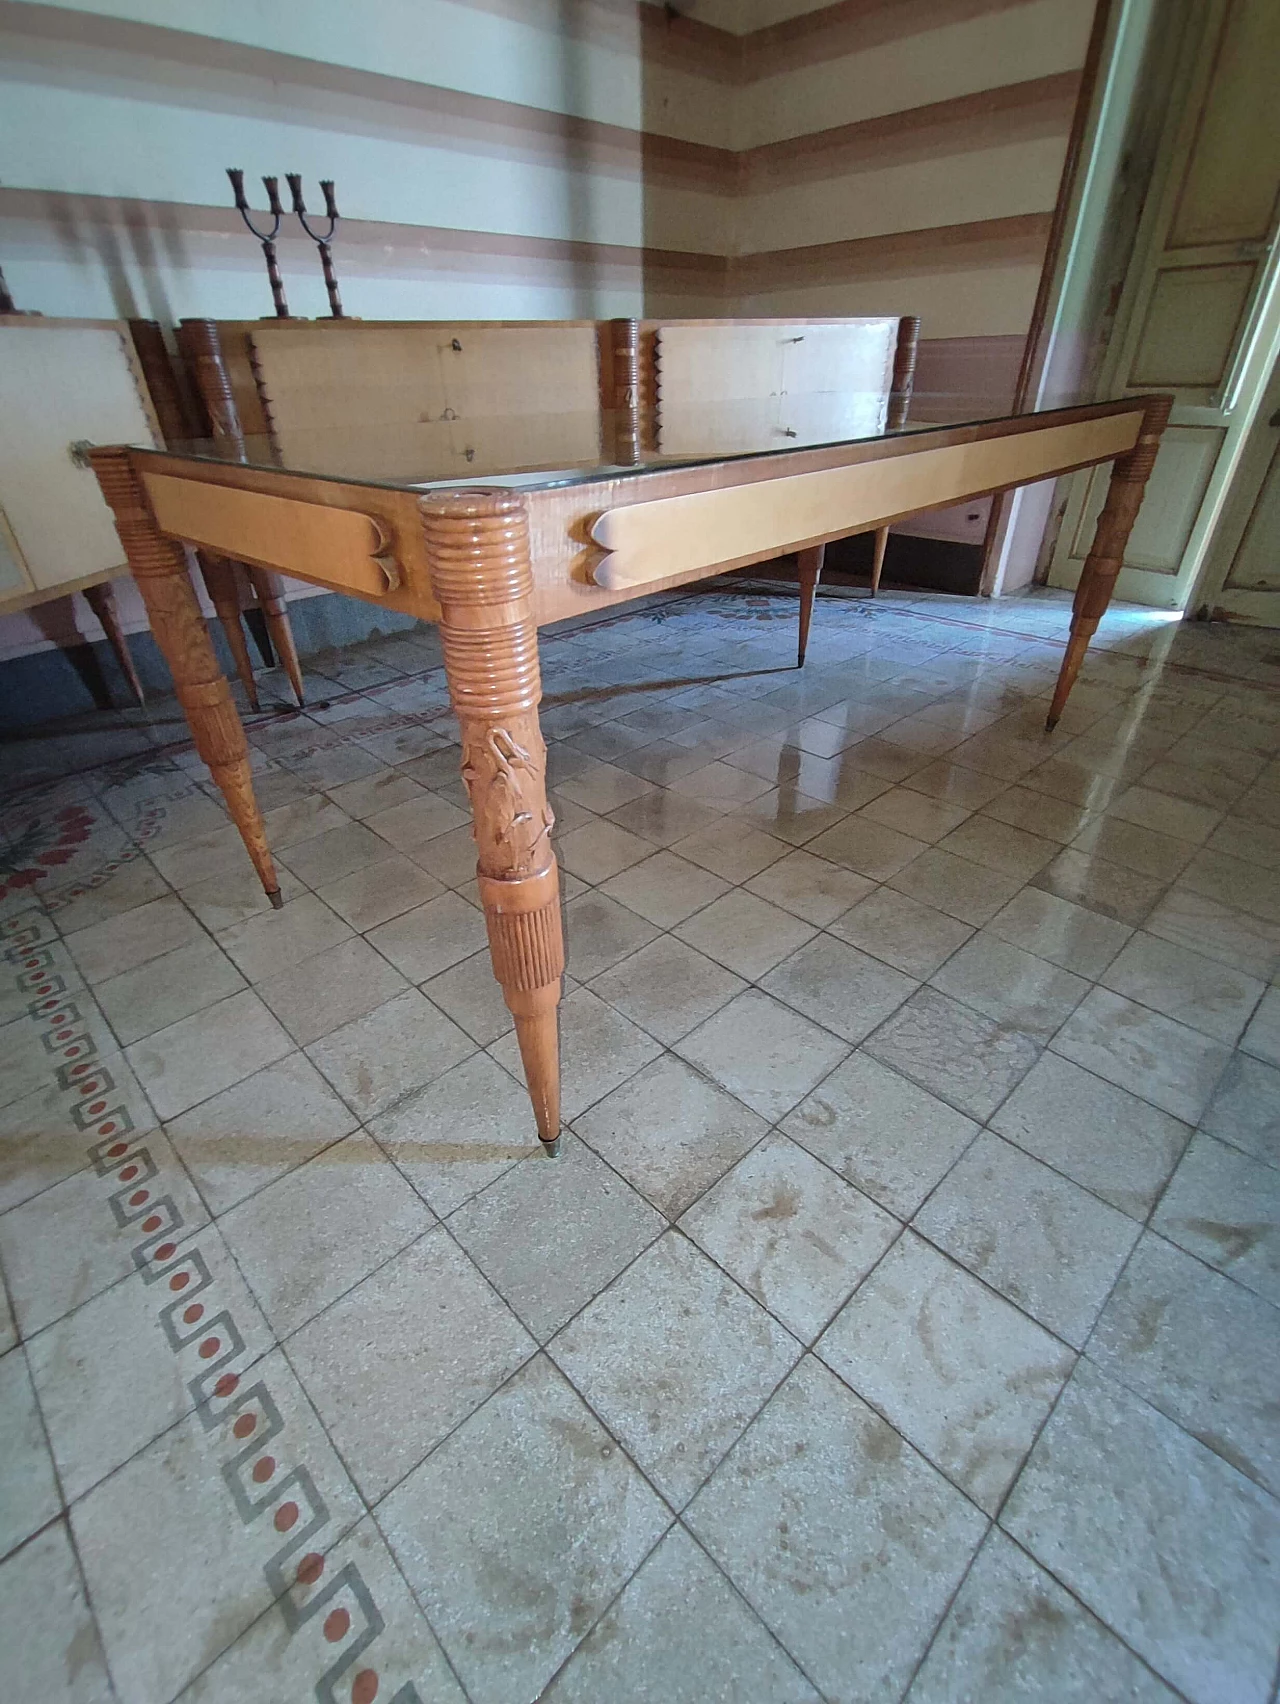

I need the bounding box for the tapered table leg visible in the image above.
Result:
[796,543,824,667]
[247,568,306,706]
[421,489,564,1153]
[83,580,145,706]
[89,447,282,906]
[178,317,305,708]
[1046,395,1172,731]
[198,554,261,710]
[869,527,890,596]
[872,316,918,601]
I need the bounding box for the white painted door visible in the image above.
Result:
[1046,0,1280,609]
[1196,351,1280,623]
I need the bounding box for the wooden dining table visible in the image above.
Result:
[87,327,1171,1154]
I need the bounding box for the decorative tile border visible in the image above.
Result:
[1,906,425,1704]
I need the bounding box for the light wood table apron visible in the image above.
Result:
[89,392,1172,1155]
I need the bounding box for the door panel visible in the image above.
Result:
[1069,426,1223,572]
[1047,0,1280,610]
[1167,0,1280,246]
[1225,446,1280,589]
[1129,263,1257,391]
[1199,351,1280,623]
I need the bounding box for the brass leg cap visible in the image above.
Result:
[539,1136,561,1159]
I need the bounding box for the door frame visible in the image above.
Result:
[1039,0,1280,610]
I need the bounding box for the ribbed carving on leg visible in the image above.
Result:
[611,318,641,404]
[421,491,534,608]
[610,318,642,464]
[486,899,565,992]
[887,315,920,431]
[441,624,542,722]
[88,450,190,580]
[176,320,243,442]
[1119,395,1173,484]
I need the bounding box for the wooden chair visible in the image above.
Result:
[125,320,275,711]
[173,319,312,706]
[620,315,921,660]
[0,315,161,707]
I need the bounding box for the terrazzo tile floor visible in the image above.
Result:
[2,579,1279,1704]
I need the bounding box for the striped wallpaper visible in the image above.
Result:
[0,0,1097,667]
[1,0,1094,341]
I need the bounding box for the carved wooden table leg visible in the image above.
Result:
[247,567,306,706]
[796,543,824,667]
[198,554,261,710]
[608,317,643,467]
[89,447,282,907]
[83,580,145,706]
[421,489,564,1153]
[869,528,890,597]
[870,315,919,600]
[179,318,305,707]
[1046,395,1172,731]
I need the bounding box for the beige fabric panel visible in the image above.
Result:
[248,323,603,466]
[0,322,160,591]
[655,318,897,453]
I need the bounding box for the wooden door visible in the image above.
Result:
[1046,0,1280,609]
[1197,352,1280,623]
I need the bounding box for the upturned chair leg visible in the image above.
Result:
[83,581,145,706]
[198,554,260,710]
[796,543,825,667]
[247,568,306,706]
[870,526,890,596]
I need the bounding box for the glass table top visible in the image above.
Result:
[157,390,1110,494]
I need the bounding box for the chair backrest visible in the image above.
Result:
[178,314,919,477]
[640,316,910,455]
[0,317,160,606]
[245,320,607,479]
